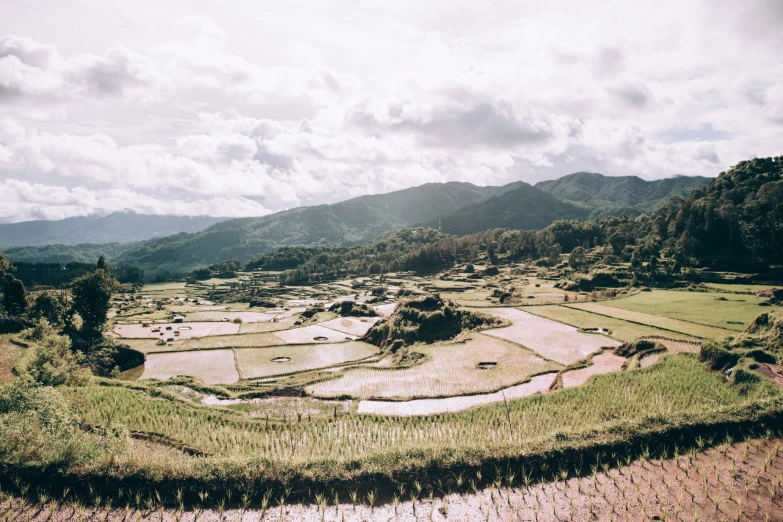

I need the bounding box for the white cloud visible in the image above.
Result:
[0,1,781,222]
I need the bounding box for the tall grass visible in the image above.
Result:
[4,354,782,506]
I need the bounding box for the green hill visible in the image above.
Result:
[426,183,590,235]
[113,181,525,276]
[535,172,711,217]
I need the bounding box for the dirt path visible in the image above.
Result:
[757,363,783,388]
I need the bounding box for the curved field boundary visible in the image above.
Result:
[565,303,733,340]
[9,399,783,508]
[357,373,558,416]
[129,431,216,457]
[478,307,622,365]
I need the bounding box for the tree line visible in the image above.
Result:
[254,156,782,285]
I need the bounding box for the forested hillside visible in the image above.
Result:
[426,183,590,235]
[535,172,711,217]
[0,170,719,279]
[112,181,524,276]
[267,156,783,285]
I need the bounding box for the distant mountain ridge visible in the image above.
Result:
[535,172,711,217]
[1,173,712,276]
[0,211,228,248]
[423,183,590,235]
[112,181,526,275]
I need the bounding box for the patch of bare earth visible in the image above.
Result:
[0,338,22,382]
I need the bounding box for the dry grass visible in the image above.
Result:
[0,335,22,382]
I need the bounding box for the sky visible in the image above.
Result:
[0,0,782,223]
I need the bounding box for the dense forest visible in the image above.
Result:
[256,157,782,285]
[11,262,144,288]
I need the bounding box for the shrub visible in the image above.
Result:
[18,321,91,386]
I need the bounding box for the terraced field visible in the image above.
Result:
[568,301,735,340]
[308,333,561,399]
[478,307,622,364]
[598,289,768,331]
[141,349,239,384]
[525,304,699,343]
[237,341,379,379]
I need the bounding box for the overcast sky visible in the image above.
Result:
[1,0,782,223]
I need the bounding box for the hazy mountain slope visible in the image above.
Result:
[0,211,228,248]
[113,181,525,275]
[3,243,135,264]
[535,172,711,217]
[428,183,591,235]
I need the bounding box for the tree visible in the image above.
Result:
[70,267,119,341]
[96,256,109,272]
[0,253,12,275]
[569,246,587,268]
[29,291,66,325]
[2,274,28,315]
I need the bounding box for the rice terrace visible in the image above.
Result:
[2,2,783,518]
[4,157,783,521]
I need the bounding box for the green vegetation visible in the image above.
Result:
[0,355,776,505]
[425,183,590,235]
[70,267,120,341]
[597,289,768,331]
[535,171,711,218]
[569,302,735,340]
[1,157,782,513]
[364,294,503,350]
[526,304,699,343]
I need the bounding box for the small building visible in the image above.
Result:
[173,315,185,323]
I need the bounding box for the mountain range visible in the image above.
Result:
[0,211,227,248]
[1,173,712,275]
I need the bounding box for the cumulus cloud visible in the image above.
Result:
[0,1,782,222]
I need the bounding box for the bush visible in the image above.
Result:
[18,321,91,386]
[699,343,741,371]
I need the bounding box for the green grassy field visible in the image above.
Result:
[73,355,778,464]
[307,333,562,399]
[703,282,777,294]
[526,305,699,343]
[237,341,379,379]
[598,289,767,331]
[568,302,736,340]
